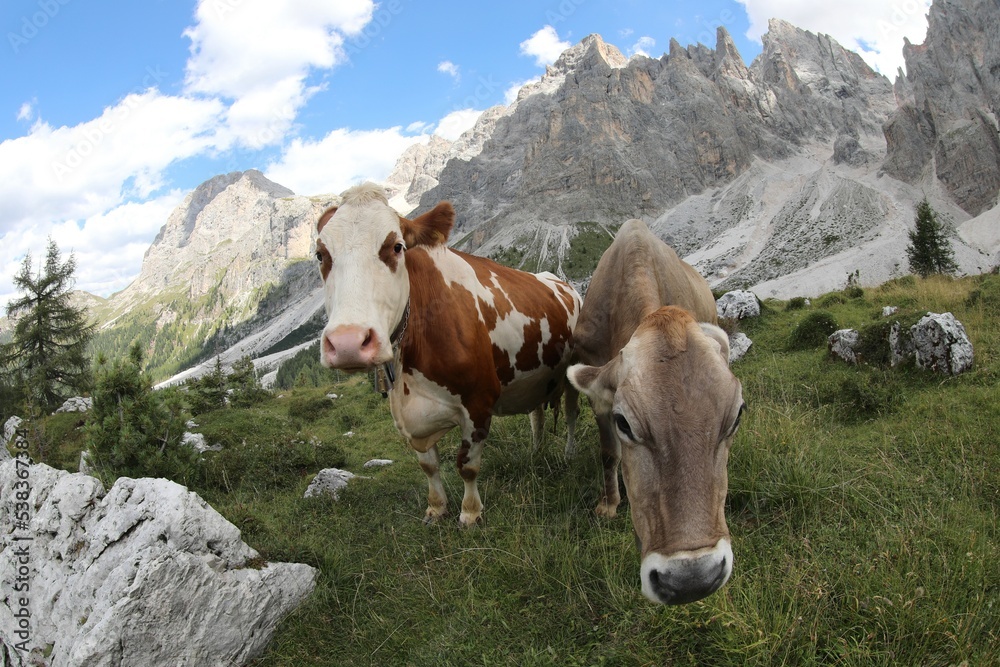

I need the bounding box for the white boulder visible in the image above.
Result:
[717,290,761,320]
[54,397,92,414]
[304,468,359,500]
[2,416,21,462]
[828,329,860,364]
[181,431,223,453]
[728,333,753,363]
[363,459,394,469]
[0,462,317,667]
[910,312,974,375]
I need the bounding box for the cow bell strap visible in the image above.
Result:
[376,300,410,398]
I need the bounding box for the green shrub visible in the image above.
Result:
[193,408,346,491]
[287,394,334,422]
[84,345,197,484]
[787,311,839,351]
[854,321,894,367]
[835,371,903,421]
[786,296,808,311]
[817,292,846,307]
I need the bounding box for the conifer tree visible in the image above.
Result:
[906,199,958,278]
[1,239,95,412]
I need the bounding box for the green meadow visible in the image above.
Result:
[20,274,1000,665]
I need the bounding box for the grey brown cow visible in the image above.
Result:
[568,219,744,605]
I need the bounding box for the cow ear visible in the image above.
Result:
[317,206,338,233]
[401,201,454,247]
[699,323,731,366]
[567,361,618,413]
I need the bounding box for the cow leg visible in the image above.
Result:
[564,383,580,459]
[530,407,544,452]
[456,418,490,526]
[411,431,450,524]
[594,411,621,518]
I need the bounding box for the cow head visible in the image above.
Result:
[568,306,744,605]
[315,183,454,371]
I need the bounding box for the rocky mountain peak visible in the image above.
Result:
[882,0,1000,215]
[550,34,628,74]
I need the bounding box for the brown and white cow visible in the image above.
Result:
[315,183,580,526]
[568,219,744,605]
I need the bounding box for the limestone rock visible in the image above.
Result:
[54,397,92,413]
[363,459,394,469]
[2,416,21,462]
[717,291,761,320]
[828,329,861,364]
[0,462,317,667]
[882,306,898,317]
[910,312,974,375]
[182,431,222,453]
[303,468,359,500]
[728,333,753,363]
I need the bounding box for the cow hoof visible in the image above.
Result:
[595,503,618,519]
[458,512,483,528]
[423,508,448,525]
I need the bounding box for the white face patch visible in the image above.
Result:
[318,194,409,367]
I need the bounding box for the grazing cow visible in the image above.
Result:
[567,219,745,605]
[315,183,581,526]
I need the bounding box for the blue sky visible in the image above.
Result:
[0,0,931,306]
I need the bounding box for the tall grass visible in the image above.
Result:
[19,275,1000,665]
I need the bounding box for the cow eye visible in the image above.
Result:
[728,402,746,437]
[315,250,324,263]
[394,242,404,254]
[613,412,635,441]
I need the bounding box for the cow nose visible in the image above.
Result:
[323,325,380,370]
[640,539,733,605]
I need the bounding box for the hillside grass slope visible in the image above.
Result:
[18,274,1000,666]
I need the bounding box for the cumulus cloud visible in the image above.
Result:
[0,0,381,306]
[434,109,483,141]
[183,0,375,147]
[437,60,460,80]
[0,90,224,237]
[629,36,656,58]
[736,0,932,75]
[264,127,426,196]
[0,193,183,307]
[519,25,571,67]
[16,102,34,122]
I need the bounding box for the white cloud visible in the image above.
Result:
[437,60,460,80]
[16,102,34,122]
[0,193,183,305]
[629,36,656,58]
[183,0,375,147]
[736,0,932,75]
[519,25,571,67]
[504,78,540,105]
[434,109,483,141]
[0,90,224,237]
[264,127,426,196]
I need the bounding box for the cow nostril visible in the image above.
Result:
[362,330,373,348]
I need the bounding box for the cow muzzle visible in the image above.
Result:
[639,538,733,605]
[322,324,383,371]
